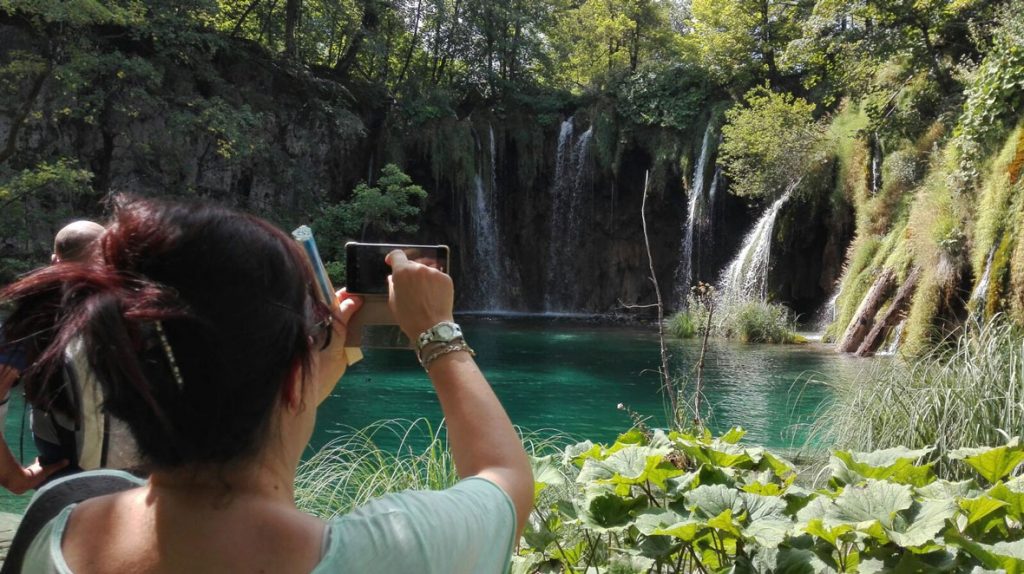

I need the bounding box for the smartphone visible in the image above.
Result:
[345,243,450,295]
[291,225,337,309]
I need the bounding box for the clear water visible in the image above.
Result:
[1,317,863,512]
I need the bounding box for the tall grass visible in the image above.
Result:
[294,418,569,518]
[812,319,1024,477]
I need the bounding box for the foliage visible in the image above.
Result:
[0,159,96,255]
[676,295,801,345]
[720,86,830,200]
[684,0,807,91]
[954,0,1024,181]
[666,309,697,339]
[545,0,682,92]
[519,425,1024,573]
[614,62,707,131]
[815,320,1024,479]
[312,163,427,262]
[0,258,37,285]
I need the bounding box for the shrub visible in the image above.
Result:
[726,300,798,344]
[521,426,1024,573]
[813,320,1024,478]
[666,310,698,339]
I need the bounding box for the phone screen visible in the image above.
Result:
[346,243,449,294]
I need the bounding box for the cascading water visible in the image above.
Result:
[675,125,715,300]
[545,117,594,312]
[720,183,797,301]
[466,123,508,311]
[971,246,997,309]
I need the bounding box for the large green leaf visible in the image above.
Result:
[564,440,603,467]
[959,496,1008,528]
[720,427,747,444]
[687,484,744,519]
[599,445,681,490]
[824,480,914,528]
[768,547,838,574]
[830,448,936,487]
[578,445,678,494]
[745,517,793,547]
[523,510,561,551]
[634,509,708,540]
[886,499,958,548]
[531,455,566,499]
[633,509,686,535]
[989,476,1024,522]
[580,493,648,533]
[917,479,980,501]
[741,491,788,522]
[948,439,1024,484]
[707,508,743,537]
[803,518,856,547]
[948,531,1024,573]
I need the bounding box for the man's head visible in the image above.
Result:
[52,220,105,264]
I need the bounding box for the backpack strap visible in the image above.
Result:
[0,471,141,574]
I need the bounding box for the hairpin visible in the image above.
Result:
[154,320,185,390]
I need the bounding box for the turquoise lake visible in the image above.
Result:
[1,317,865,511]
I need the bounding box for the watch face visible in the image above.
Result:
[436,324,454,339]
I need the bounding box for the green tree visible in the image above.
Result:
[313,163,427,261]
[685,0,811,92]
[546,0,681,92]
[719,86,829,199]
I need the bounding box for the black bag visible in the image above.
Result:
[0,473,138,573]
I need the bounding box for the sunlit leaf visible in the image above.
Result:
[948,439,1024,484]
[688,483,743,518]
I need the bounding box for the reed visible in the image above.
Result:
[294,418,569,518]
[811,319,1024,477]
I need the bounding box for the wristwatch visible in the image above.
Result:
[417,321,464,351]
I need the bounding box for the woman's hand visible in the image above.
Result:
[386,250,454,340]
[1,457,68,495]
[315,289,362,404]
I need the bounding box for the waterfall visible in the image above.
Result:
[870,134,882,194]
[545,117,594,311]
[466,123,507,311]
[675,125,715,302]
[971,246,997,307]
[812,283,842,331]
[881,319,906,356]
[720,183,796,301]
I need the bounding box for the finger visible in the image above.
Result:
[338,295,363,324]
[385,249,409,269]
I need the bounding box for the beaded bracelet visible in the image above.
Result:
[419,341,476,371]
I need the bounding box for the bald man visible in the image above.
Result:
[0,220,105,493]
[52,220,105,264]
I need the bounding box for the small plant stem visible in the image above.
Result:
[694,292,714,432]
[583,532,600,573]
[673,548,685,572]
[687,545,709,574]
[641,480,661,507]
[640,170,679,426]
[533,506,578,574]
